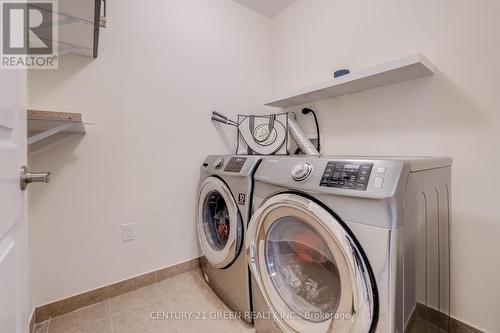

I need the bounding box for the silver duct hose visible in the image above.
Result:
[287,113,320,156]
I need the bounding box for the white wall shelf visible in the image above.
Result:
[265,53,435,108]
[27,110,87,145]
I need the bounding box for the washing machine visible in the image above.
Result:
[197,155,262,322]
[246,156,452,333]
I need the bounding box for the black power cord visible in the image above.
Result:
[302,108,321,153]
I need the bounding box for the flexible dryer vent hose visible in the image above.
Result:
[287,113,320,156]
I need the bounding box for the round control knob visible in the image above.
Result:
[213,157,224,169]
[291,162,313,181]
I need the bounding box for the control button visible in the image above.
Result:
[374,177,384,189]
[377,167,386,174]
[213,157,224,169]
[291,162,313,181]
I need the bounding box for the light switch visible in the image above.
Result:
[374,177,384,189]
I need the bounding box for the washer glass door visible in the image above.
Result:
[266,217,342,322]
[246,193,376,333]
[198,177,242,268]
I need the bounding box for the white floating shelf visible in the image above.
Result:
[27,110,87,145]
[265,53,435,108]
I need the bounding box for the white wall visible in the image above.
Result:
[270,0,499,332]
[28,0,271,306]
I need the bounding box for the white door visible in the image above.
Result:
[0,69,29,333]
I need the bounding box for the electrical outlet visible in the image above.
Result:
[121,223,135,242]
[303,103,316,111]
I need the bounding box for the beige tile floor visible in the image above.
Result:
[33,270,448,333]
[33,271,254,333]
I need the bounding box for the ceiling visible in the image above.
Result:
[232,0,296,18]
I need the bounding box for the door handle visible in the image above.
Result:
[20,166,51,191]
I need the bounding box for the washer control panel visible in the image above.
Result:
[213,157,224,169]
[224,157,247,173]
[320,161,373,191]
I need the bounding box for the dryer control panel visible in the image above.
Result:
[224,157,248,173]
[320,161,373,191]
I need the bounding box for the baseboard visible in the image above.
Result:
[408,303,484,333]
[34,257,200,323]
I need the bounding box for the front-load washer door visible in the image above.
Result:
[246,193,377,333]
[197,177,243,269]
